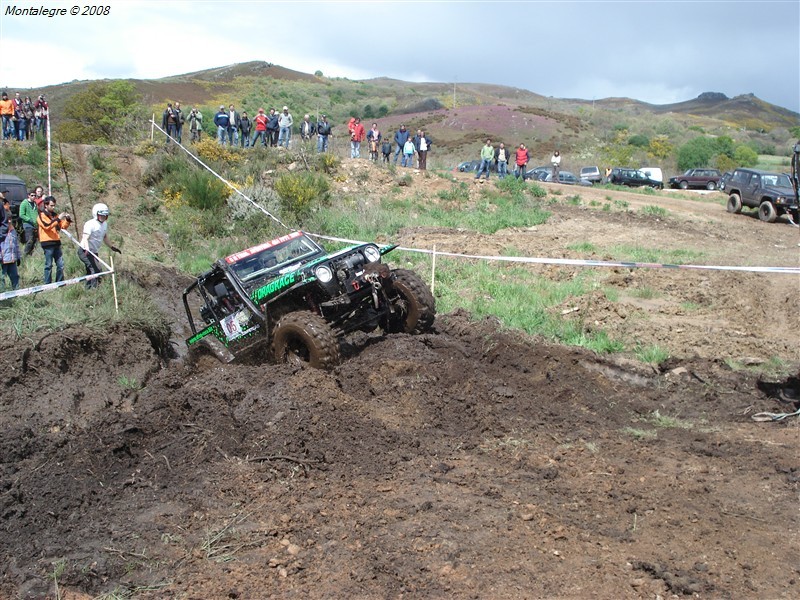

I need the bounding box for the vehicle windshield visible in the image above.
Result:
[227,232,324,283]
[762,173,792,188]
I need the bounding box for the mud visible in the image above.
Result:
[1,154,799,599]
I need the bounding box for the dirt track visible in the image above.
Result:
[1,156,799,599]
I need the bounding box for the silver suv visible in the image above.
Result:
[579,166,602,184]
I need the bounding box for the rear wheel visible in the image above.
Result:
[271,312,340,369]
[758,200,777,223]
[727,194,742,214]
[382,269,436,334]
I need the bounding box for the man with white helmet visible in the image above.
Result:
[78,202,120,288]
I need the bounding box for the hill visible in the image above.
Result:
[21,60,799,167]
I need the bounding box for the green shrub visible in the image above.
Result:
[176,169,230,211]
[274,171,331,220]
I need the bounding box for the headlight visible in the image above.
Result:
[315,265,333,283]
[364,245,380,263]
[776,196,786,204]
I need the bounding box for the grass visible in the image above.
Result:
[640,205,670,218]
[633,344,670,365]
[724,356,793,379]
[645,409,694,430]
[622,427,657,441]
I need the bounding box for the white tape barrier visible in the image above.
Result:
[311,233,800,275]
[0,229,114,301]
[152,121,800,277]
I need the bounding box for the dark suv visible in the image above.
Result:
[607,168,663,189]
[668,168,722,190]
[183,231,435,369]
[725,168,798,223]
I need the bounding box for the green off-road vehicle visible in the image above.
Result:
[182,231,435,369]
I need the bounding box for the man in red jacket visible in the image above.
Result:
[350,118,365,159]
[515,143,530,181]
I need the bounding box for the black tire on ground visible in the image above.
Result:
[383,269,436,334]
[758,200,777,223]
[679,181,689,190]
[727,193,742,214]
[706,181,716,190]
[271,311,340,369]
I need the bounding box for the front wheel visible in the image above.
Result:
[727,194,742,214]
[382,269,436,334]
[679,181,689,190]
[758,200,777,223]
[271,312,340,369]
[706,181,717,190]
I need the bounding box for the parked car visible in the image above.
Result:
[579,166,602,184]
[725,168,798,223]
[525,165,553,180]
[668,168,722,190]
[606,168,663,189]
[541,171,593,186]
[0,173,28,227]
[719,171,733,191]
[456,160,481,173]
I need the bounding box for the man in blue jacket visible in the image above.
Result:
[213,106,230,145]
[393,125,409,165]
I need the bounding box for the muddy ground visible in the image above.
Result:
[1,152,799,599]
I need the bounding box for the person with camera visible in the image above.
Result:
[37,196,71,284]
[78,202,120,289]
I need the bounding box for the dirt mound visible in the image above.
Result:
[2,310,798,599]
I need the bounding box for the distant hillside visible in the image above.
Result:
[16,60,799,166]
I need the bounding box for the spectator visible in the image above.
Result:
[551,150,561,180]
[350,118,365,158]
[19,191,39,256]
[188,107,203,142]
[251,108,269,147]
[78,202,121,289]
[34,95,48,135]
[299,114,315,142]
[475,139,494,181]
[266,108,279,147]
[23,97,35,140]
[0,92,14,140]
[0,193,8,238]
[161,103,179,143]
[367,123,381,161]
[227,104,240,146]
[278,106,293,148]
[33,185,45,210]
[402,136,415,167]
[14,98,29,142]
[37,196,71,284]
[414,130,431,170]
[239,111,252,148]
[12,93,22,140]
[0,212,19,290]
[213,105,229,145]
[316,114,332,153]
[381,139,392,163]
[393,124,409,164]
[515,143,530,180]
[174,102,184,144]
[495,142,510,179]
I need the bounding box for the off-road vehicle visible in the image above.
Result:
[725,168,799,223]
[182,231,435,369]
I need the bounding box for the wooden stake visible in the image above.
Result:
[431,244,437,296]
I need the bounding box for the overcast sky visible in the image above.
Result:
[1,0,798,113]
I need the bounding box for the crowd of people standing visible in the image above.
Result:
[160,101,435,169]
[0,91,49,141]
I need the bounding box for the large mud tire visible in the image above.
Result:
[383,269,436,334]
[726,193,742,214]
[758,201,777,223]
[271,312,340,370]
